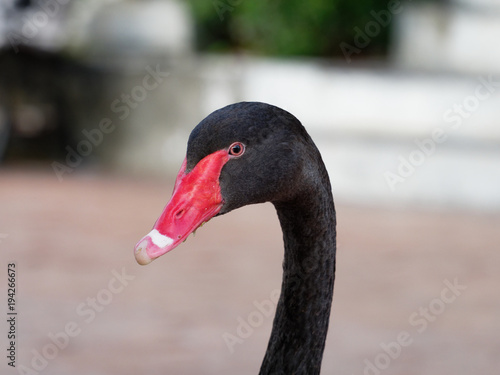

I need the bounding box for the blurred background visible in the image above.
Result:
[1,0,499,374]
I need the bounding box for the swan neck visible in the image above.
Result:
[260,189,336,375]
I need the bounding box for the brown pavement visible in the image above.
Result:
[1,166,499,375]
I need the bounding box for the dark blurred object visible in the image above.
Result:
[0,106,10,160]
[0,1,103,163]
[0,46,92,161]
[15,0,31,9]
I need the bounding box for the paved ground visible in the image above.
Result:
[1,166,499,375]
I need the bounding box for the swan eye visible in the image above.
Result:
[228,142,245,157]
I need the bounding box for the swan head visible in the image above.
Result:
[134,102,313,265]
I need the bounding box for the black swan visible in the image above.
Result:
[134,102,336,374]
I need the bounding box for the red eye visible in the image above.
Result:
[228,142,245,157]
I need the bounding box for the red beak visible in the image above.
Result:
[134,150,229,265]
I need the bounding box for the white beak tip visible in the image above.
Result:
[134,240,154,265]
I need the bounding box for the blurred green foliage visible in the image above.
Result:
[186,0,408,58]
